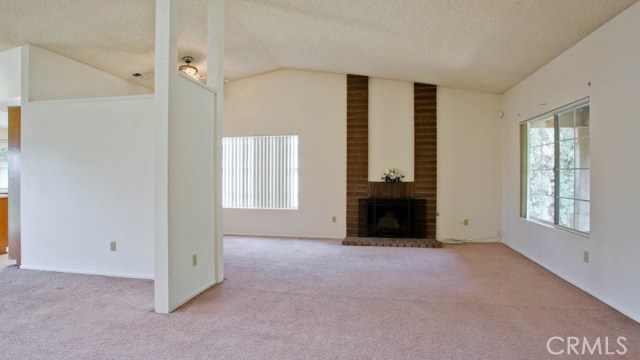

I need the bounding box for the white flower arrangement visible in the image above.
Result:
[382,168,405,182]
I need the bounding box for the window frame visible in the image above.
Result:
[222,134,299,210]
[520,98,590,237]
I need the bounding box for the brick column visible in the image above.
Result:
[346,75,369,237]
[414,83,437,239]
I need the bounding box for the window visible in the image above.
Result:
[222,135,298,209]
[0,140,7,193]
[520,99,590,234]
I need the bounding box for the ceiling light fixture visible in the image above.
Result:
[178,56,198,76]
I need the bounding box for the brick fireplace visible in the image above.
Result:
[345,75,438,243]
[358,197,427,238]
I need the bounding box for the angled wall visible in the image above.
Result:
[27,45,151,101]
[501,2,640,322]
[0,47,21,100]
[0,47,22,127]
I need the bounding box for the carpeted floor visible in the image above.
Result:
[0,237,638,359]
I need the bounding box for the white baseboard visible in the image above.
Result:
[502,241,640,324]
[19,265,153,280]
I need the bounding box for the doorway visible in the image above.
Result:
[0,106,20,266]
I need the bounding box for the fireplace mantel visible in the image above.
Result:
[368,182,415,199]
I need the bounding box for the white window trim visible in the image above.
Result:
[222,134,299,210]
[520,97,590,236]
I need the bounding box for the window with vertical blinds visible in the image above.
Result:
[222,135,299,209]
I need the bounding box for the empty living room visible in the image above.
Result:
[1,0,639,358]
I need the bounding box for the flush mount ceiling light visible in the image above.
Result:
[178,56,198,76]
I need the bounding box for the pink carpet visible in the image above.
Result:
[0,236,638,359]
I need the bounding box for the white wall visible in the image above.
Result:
[27,45,151,101]
[501,2,640,322]
[223,69,504,242]
[17,44,158,278]
[0,127,7,191]
[0,47,21,100]
[167,73,217,308]
[0,47,22,127]
[368,78,414,181]
[438,87,502,241]
[223,69,347,239]
[21,96,155,278]
[0,112,8,129]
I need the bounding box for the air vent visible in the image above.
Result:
[131,72,153,80]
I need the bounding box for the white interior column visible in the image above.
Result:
[208,0,225,284]
[154,0,225,314]
[153,0,174,315]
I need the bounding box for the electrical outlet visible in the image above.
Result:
[463,219,469,226]
[583,250,589,264]
[332,216,337,223]
[192,254,198,267]
[110,241,117,252]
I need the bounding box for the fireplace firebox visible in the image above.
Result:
[358,198,427,238]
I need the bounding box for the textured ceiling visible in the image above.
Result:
[0,0,637,93]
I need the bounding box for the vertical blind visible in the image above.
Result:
[222,135,298,209]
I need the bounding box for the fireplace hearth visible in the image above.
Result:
[358,198,427,238]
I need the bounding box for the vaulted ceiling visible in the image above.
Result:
[0,0,637,93]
